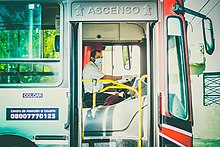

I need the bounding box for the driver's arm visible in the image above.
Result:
[101,75,122,81]
[100,75,122,91]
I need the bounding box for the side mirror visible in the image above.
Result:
[202,18,215,55]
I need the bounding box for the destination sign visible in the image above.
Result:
[6,108,59,121]
[70,2,158,21]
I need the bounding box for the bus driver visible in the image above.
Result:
[82,49,133,107]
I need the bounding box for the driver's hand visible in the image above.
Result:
[121,75,133,82]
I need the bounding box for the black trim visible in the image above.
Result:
[163,116,192,133]
[70,23,79,147]
[0,59,60,62]
[166,15,190,121]
[82,138,143,147]
[160,135,180,147]
[0,135,37,147]
[148,22,155,147]
[0,72,55,76]
[34,135,67,140]
[158,92,162,129]
[83,139,110,147]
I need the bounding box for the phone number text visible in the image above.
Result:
[6,108,59,120]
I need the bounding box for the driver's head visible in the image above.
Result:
[90,49,103,67]
[90,49,102,61]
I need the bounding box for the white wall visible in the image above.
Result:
[185,0,220,139]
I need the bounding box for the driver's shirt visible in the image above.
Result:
[83,61,105,93]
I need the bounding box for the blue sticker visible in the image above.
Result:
[6,108,59,120]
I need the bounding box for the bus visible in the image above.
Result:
[0,0,215,147]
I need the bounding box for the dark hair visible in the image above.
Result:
[90,49,101,58]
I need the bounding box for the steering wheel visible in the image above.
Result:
[119,77,137,99]
[103,77,137,99]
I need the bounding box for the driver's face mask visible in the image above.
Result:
[94,57,103,67]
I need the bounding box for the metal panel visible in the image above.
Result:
[82,23,145,40]
[203,72,220,106]
[68,0,158,21]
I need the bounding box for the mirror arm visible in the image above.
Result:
[173,3,207,19]
[173,3,215,55]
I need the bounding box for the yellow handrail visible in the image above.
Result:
[100,85,139,96]
[82,79,139,96]
[138,75,148,147]
[82,79,129,87]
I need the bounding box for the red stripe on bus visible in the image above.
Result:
[160,126,192,147]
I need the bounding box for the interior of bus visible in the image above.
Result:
[81,22,148,106]
[80,22,149,146]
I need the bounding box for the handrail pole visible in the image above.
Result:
[92,79,97,107]
[138,75,148,147]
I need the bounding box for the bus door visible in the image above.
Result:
[68,0,158,147]
[72,22,149,147]
[158,0,215,146]
[157,0,193,146]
